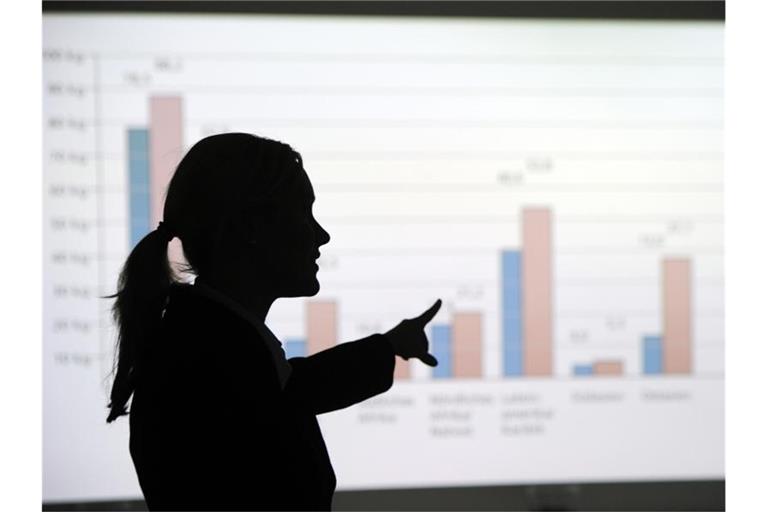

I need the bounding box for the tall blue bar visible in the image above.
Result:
[284,338,307,359]
[432,324,452,378]
[643,335,663,374]
[128,129,150,248]
[502,250,523,376]
[573,364,593,376]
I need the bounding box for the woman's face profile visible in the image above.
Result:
[241,165,331,299]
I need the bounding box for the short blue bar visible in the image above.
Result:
[431,324,452,379]
[502,250,523,377]
[128,128,150,248]
[284,338,307,359]
[573,364,593,376]
[643,335,664,374]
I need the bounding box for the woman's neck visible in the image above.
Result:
[194,275,274,323]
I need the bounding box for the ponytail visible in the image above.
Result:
[105,226,175,423]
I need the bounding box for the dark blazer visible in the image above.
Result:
[129,283,396,511]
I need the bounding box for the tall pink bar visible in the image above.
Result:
[307,301,337,355]
[394,358,410,380]
[522,208,553,376]
[149,96,185,273]
[663,258,692,373]
[453,312,483,378]
[593,360,624,376]
[149,96,184,225]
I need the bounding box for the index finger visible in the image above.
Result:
[414,299,442,326]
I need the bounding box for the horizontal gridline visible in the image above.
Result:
[293,278,724,289]
[70,51,725,66]
[91,118,724,128]
[311,184,723,192]
[79,213,726,225]
[96,85,724,97]
[88,247,724,262]
[88,184,724,194]
[71,309,728,325]
[87,150,723,161]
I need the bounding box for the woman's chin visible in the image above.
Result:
[281,277,320,298]
[305,278,321,296]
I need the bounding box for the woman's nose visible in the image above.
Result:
[316,222,331,246]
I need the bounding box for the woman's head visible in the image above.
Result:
[165,133,330,296]
[106,133,329,422]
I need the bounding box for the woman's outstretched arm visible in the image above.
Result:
[284,333,395,414]
[284,299,441,414]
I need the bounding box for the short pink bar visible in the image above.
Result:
[393,358,410,380]
[592,360,624,376]
[522,208,553,376]
[452,312,483,378]
[307,301,337,355]
[663,258,692,373]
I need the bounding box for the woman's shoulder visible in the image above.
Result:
[163,281,266,345]
[167,281,231,315]
[164,283,249,333]
[160,282,281,385]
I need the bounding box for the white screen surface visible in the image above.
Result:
[43,13,723,502]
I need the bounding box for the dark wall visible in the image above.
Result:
[43,480,725,511]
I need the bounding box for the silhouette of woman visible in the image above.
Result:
[106,133,441,511]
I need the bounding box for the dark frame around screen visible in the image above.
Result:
[42,2,725,511]
[43,1,725,20]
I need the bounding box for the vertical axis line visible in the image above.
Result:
[93,53,108,390]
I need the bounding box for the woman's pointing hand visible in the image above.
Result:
[384,299,442,367]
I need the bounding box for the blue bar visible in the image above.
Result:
[643,335,663,375]
[431,324,452,379]
[128,129,150,248]
[284,338,307,359]
[502,250,524,376]
[573,364,593,376]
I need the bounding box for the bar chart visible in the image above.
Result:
[120,97,708,383]
[43,13,723,501]
[124,116,705,383]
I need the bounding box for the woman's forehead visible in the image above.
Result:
[261,166,314,209]
[295,166,315,202]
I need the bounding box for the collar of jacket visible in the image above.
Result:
[171,280,293,389]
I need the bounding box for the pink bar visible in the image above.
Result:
[592,360,624,376]
[393,358,410,380]
[307,301,337,355]
[663,258,692,373]
[149,96,185,273]
[452,312,483,378]
[149,96,184,226]
[522,208,553,376]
